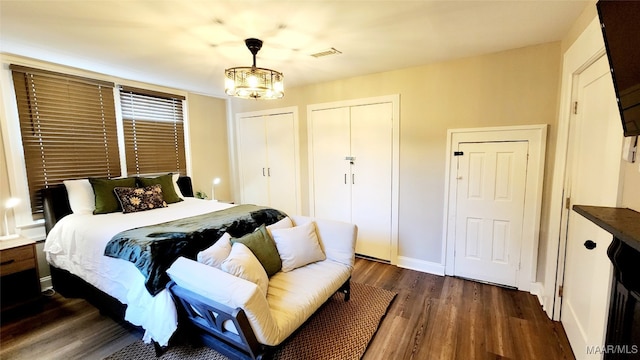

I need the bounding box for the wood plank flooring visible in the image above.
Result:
[0,258,575,359]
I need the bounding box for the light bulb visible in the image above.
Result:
[247,74,258,88]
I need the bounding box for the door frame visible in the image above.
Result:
[307,94,400,265]
[542,17,608,320]
[443,124,548,292]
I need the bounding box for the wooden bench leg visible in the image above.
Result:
[340,278,351,302]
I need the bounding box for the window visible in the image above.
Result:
[11,65,120,216]
[120,86,187,176]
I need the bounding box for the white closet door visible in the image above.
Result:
[237,116,269,206]
[310,107,351,223]
[350,103,393,260]
[265,113,298,216]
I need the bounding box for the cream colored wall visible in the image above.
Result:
[550,0,640,217]
[0,120,10,236]
[1,85,51,280]
[560,2,640,213]
[622,162,640,212]
[560,1,598,54]
[534,0,600,292]
[229,42,562,266]
[0,61,230,285]
[187,93,232,203]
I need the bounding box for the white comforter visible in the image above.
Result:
[44,198,235,346]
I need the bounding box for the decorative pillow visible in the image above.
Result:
[63,179,95,214]
[138,174,183,204]
[113,185,168,213]
[172,173,185,199]
[197,233,232,268]
[221,242,269,296]
[266,216,293,237]
[90,177,137,214]
[271,221,326,272]
[231,225,281,277]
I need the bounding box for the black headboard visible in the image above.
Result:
[41,176,194,235]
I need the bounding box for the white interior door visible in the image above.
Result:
[237,116,269,206]
[350,103,393,261]
[264,113,298,216]
[454,141,528,287]
[560,55,622,359]
[310,107,351,223]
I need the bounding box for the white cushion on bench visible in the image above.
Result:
[167,215,357,347]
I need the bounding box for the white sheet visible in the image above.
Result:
[44,198,236,346]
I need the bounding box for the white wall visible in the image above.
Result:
[228,42,562,274]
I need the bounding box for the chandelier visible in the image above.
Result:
[224,38,284,100]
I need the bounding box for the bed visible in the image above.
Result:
[42,176,285,347]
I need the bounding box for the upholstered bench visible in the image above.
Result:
[166,215,357,360]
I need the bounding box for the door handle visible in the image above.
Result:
[262,168,265,176]
[344,174,347,184]
[352,174,355,184]
[268,168,271,177]
[584,240,597,250]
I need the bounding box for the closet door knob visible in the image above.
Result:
[584,240,597,250]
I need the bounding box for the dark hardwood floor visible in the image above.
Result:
[0,258,575,359]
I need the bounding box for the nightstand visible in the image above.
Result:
[0,236,41,314]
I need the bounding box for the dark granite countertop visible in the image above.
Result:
[573,205,640,252]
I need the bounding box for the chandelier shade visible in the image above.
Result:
[225,38,284,100]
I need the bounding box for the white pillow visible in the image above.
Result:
[63,179,95,214]
[197,233,232,268]
[221,243,269,296]
[172,173,185,199]
[271,221,326,272]
[266,216,293,237]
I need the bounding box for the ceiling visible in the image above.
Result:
[0,0,592,97]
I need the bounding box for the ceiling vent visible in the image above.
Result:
[310,48,342,58]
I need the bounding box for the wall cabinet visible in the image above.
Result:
[309,102,394,261]
[236,112,299,216]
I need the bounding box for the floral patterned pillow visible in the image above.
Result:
[113,184,168,213]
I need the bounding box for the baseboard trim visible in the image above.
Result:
[529,281,553,319]
[529,282,544,305]
[396,256,445,276]
[40,275,52,291]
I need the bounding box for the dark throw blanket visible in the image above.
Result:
[104,204,286,295]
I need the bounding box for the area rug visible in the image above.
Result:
[104,282,396,360]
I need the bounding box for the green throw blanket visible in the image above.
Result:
[104,204,287,295]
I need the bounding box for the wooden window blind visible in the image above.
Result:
[11,66,120,217]
[119,87,187,176]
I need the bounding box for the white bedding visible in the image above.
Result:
[44,198,236,346]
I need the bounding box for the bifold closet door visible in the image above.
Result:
[264,113,298,215]
[310,103,393,261]
[310,107,351,223]
[237,116,269,206]
[350,103,393,260]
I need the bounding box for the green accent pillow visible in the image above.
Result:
[231,225,282,277]
[138,174,183,204]
[89,177,137,214]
